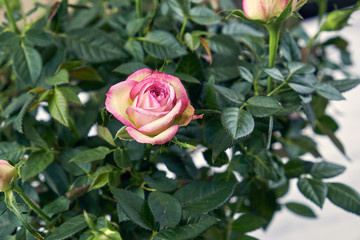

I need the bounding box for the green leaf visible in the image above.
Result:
[97,125,116,146]
[190,7,221,25]
[316,121,346,157]
[284,158,314,178]
[253,155,279,181]
[43,196,70,217]
[65,28,127,63]
[320,6,359,32]
[144,172,178,192]
[69,146,110,163]
[0,31,20,47]
[89,165,113,191]
[329,79,360,93]
[124,40,144,63]
[263,68,284,81]
[327,183,360,215]
[208,34,239,55]
[12,43,42,85]
[173,72,201,84]
[288,62,315,75]
[46,69,69,85]
[315,83,345,100]
[211,84,244,104]
[285,202,316,218]
[239,66,254,83]
[166,0,190,17]
[22,151,55,181]
[281,31,301,62]
[246,96,283,117]
[297,178,328,208]
[114,62,150,75]
[310,161,346,179]
[113,149,132,168]
[47,214,97,240]
[232,213,267,233]
[25,28,52,47]
[13,94,36,133]
[68,66,104,82]
[156,214,219,240]
[115,126,133,141]
[57,87,82,105]
[288,75,315,94]
[174,181,235,214]
[142,30,187,59]
[184,33,200,51]
[112,188,156,230]
[0,142,26,162]
[49,87,70,127]
[148,191,182,228]
[221,108,254,140]
[126,18,144,37]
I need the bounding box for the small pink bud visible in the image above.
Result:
[0,160,16,192]
[243,0,295,22]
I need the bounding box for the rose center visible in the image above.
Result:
[149,87,167,102]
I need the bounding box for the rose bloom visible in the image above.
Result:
[0,160,16,192]
[105,69,202,145]
[243,0,298,22]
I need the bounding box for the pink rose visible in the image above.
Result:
[0,160,16,192]
[243,0,298,22]
[105,69,202,145]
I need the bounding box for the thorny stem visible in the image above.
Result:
[5,190,45,240]
[13,184,51,223]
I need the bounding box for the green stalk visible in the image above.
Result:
[5,190,44,240]
[150,231,157,240]
[135,0,142,19]
[3,0,20,34]
[179,16,189,43]
[225,197,244,240]
[264,23,282,149]
[265,23,282,93]
[13,184,51,223]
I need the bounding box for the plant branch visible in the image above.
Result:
[225,197,244,240]
[13,185,51,223]
[265,23,282,94]
[135,0,142,19]
[3,0,20,34]
[179,16,189,43]
[5,190,45,240]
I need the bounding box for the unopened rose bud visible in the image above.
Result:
[0,160,16,192]
[243,0,297,22]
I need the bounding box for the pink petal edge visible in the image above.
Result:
[126,125,179,145]
[105,80,137,129]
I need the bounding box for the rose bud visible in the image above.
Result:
[105,69,202,145]
[243,0,298,22]
[0,160,16,192]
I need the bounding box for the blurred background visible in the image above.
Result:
[1,0,359,239]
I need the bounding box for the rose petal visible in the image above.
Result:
[173,102,203,127]
[150,72,189,114]
[105,80,137,129]
[126,106,168,128]
[138,99,182,134]
[127,68,152,82]
[126,125,179,145]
